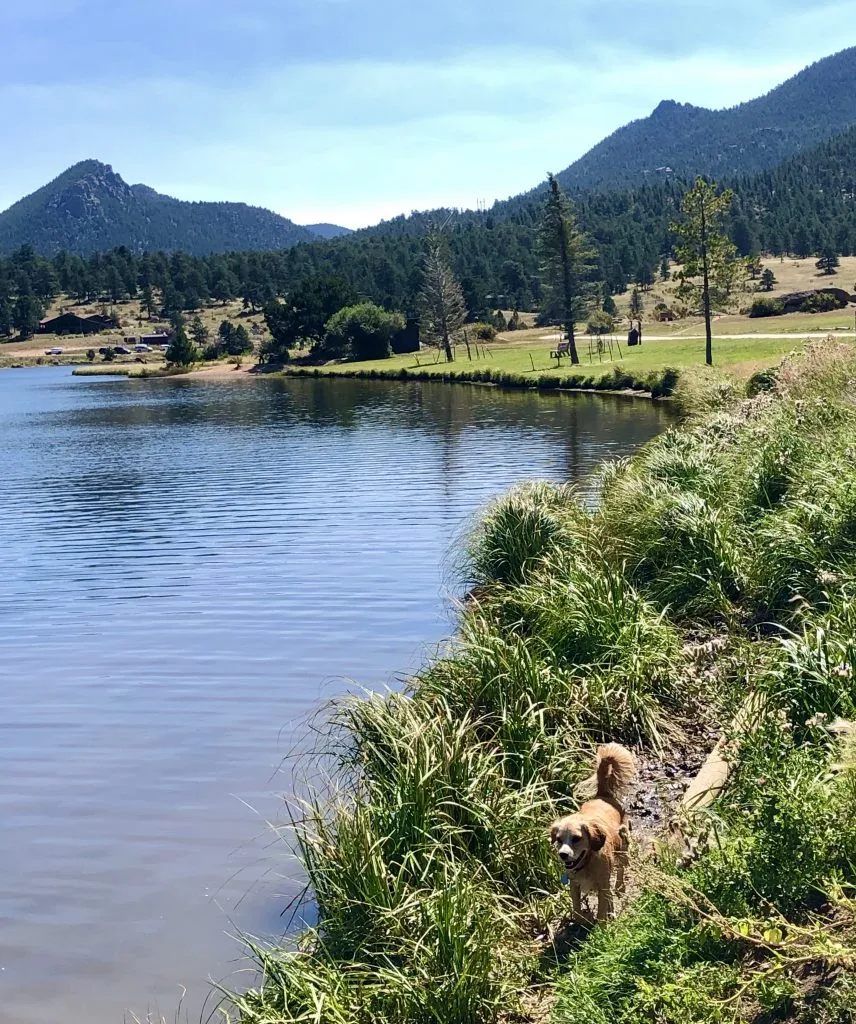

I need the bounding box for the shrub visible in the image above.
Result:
[746,366,779,396]
[470,322,497,341]
[801,291,845,313]
[749,296,785,318]
[323,302,404,361]
[586,311,615,335]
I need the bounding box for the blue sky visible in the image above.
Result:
[0,1,852,227]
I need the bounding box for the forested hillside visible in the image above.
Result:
[550,46,856,191]
[0,161,323,256]
[2,122,855,338]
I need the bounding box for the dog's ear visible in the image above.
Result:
[582,821,607,851]
[549,822,560,843]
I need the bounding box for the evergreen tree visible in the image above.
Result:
[217,320,252,356]
[13,293,43,338]
[635,263,654,291]
[264,274,355,360]
[792,225,812,258]
[815,248,840,275]
[759,267,777,291]
[672,177,740,366]
[659,256,670,281]
[730,217,756,257]
[537,173,597,365]
[189,314,210,348]
[629,288,644,317]
[166,318,198,366]
[106,266,124,303]
[418,237,467,363]
[602,293,617,316]
[0,282,12,336]
[141,286,157,319]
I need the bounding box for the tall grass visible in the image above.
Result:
[226,339,856,1024]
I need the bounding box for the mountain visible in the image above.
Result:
[304,223,354,240]
[552,47,856,193]
[0,160,318,256]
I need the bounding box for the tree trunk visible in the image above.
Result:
[567,318,579,365]
[443,332,453,362]
[701,204,712,366]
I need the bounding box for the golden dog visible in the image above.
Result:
[549,742,636,922]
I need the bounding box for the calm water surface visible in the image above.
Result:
[0,367,670,1023]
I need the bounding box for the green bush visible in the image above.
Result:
[746,365,779,396]
[801,291,845,313]
[470,322,498,341]
[748,296,785,317]
[323,302,405,361]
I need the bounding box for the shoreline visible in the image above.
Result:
[69,360,674,399]
[228,338,856,1024]
[276,362,678,399]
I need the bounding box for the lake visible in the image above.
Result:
[0,367,671,1024]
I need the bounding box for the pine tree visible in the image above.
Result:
[815,248,840,275]
[141,286,157,319]
[13,293,43,338]
[537,174,597,365]
[629,288,644,317]
[730,217,756,257]
[672,177,740,366]
[759,267,777,291]
[0,282,12,336]
[166,314,198,366]
[189,314,210,348]
[418,237,467,363]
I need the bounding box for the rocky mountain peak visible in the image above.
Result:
[46,163,134,220]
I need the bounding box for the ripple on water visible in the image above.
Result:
[0,367,671,1024]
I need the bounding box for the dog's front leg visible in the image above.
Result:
[596,888,613,922]
[571,883,583,921]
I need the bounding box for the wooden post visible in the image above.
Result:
[529,353,536,372]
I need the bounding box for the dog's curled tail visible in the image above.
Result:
[595,742,636,800]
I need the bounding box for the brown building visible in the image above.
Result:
[39,312,118,335]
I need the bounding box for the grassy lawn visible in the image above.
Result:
[287,330,840,386]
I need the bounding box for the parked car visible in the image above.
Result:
[159,343,170,352]
[44,347,63,355]
[113,346,131,355]
[134,344,152,353]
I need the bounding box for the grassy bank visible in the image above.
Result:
[280,332,836,398]
[227,341,856,1024]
